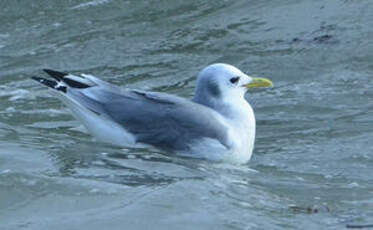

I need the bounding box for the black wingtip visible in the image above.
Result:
[31,76,67,93]
[32,76,57,88]
[31,76,43,82]
[43,69,68,81]
[42,68,91,89]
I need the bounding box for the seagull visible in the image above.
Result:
[32,63,272,163]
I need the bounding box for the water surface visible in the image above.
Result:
[1,0,373,229]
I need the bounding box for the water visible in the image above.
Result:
[1,0,373,229]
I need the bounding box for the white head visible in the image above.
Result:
[193,63,272,116]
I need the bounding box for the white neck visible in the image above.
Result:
[220,97,256,162]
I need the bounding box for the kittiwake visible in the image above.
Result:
[32,63,272,163]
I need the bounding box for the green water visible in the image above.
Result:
[1,0,373,229]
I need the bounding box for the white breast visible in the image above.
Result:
[180,102,256,163]
[224,101,256,163]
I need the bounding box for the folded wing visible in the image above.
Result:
[33,69,231,152]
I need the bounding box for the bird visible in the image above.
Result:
[32,63,272,163]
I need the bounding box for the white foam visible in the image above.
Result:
[72,0,111,9]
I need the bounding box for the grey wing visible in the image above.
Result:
[68,87,231,151]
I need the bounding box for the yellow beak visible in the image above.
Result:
[244,77,273,88]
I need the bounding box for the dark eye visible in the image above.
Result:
[230,76,240,84]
